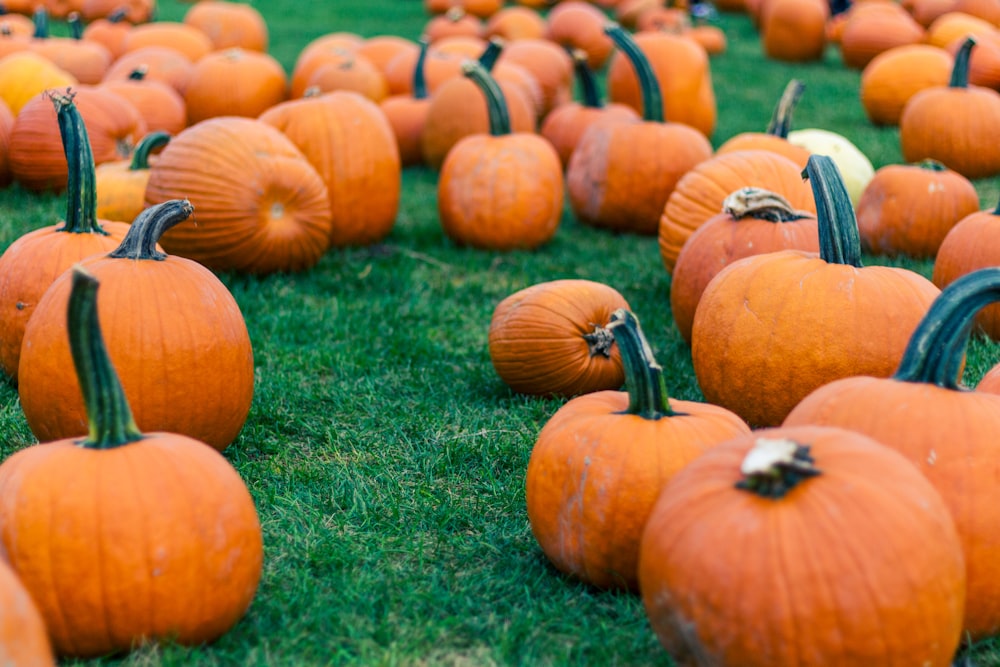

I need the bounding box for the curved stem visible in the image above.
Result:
[950,37,976,89]
[802,154,863,268]
[31,5,47,38]
[722,188,810,222]
[462,60,510,136]
[606,309,676,419]
[572,49,602,109]
[413,38,429,100]
[894,268,1000,389]
[478,36,503,72]
[50,90,107,236]
[765,79,804,138]
[68,266,145,449]
[605,22,664,123]
[736,437,821,499]
[108,199,193,260]
[129,131,171,171]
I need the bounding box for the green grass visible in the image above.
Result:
[2,1,1000,665]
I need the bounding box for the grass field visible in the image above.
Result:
[2,1,1000,665]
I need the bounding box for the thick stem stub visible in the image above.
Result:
[736,438,821,499]
[606,308,676,419]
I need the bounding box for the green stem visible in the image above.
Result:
[765,79,804,138]
[31,5,47,38]
[128,66,148,81]
[606,309,676,419]
[802,154,863,267]
[128,131,171,171]
[916,159,948,172]
[950,37,976,89]
[478,36,503,72]
[894,268,1000,389]
[68,266,144,449]
[107,7,127,23]
[462,60,510,137]
[572,49,602,109]
[413,38,429,100]
[68,11,83,39]
[604,22,663,123]
[735,437,821,499]
[108,199,193,260]
[50,90,107,236]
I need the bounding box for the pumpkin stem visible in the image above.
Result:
[950,37,976,89]
[572,49,603,109]
[462,60,511,137]
[108,7,128,23]
[478,36,504,72]
[765,79,804,138]
[604,22,664,123]
[916,159,948,172]
[49,89,108,237]
[128,65,148,81]
[128,131,171,171]
[802,154,863,268]
[722,188,811,222]
[413,38,430,100]
[606,309,677,419]
[736,437,821,499]
[68,266,145,450]
[108,199,193,260]
[68,12,83,39]
[894,267,1000,389]
[31,5,47,38]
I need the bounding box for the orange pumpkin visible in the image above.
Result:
[379,39,433,167]
[182,0,269,52]
[639,426,966,666]
[690,155,940,426]
[144,116,332,274]
[785,267,1000,639]
[100,46,195,96]
[94,130,170,223]
[99,67,188,135]
[979,361,1000,393]
[489,279,632,397]
[761,0,829,62]
[184,48,288,124]
[0,557,55,666]
[0,51,76,114]
[424,6,484,42]
[837,1,925,69]
[0,97,12,188]
[484,5,547,41]
[119,21,214,63]
[302,52,389,103]
[526,309,750,590]
[1,266,262,658]
[79,10,132,60]
[545,1,615,70]
[0,91,130,382]
[860,44,954,126]
[497,37,574,118]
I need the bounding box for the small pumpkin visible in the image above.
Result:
[100,45,195,97]
[860,44,954,127]
[761,0,829,62]
[184,48,289,124]
[526,309,750,590]
[484,5,548,41]
[182,0,269,52]
[119,21,214,63]
[94,130,170,223]
[545,1,615,70]
[99,66,188,135]
[488,279,630,397]
[379,39,433,167]
[639,427,966,666]
[837,1,925,69]
[1,265,263,658]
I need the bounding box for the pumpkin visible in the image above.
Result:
[144,116,332,274]
[715,78,812,167]
[786,127,875,205]
[79,9,131,59]
[567,24,712,236]
[0,51,76,114]
[183,0,268,52]
[19,199,254,451]
[184,48,288,124]
[303,52,389,102]
[94,130,170,223]
[0,91,130,382]
[382,42,464,96]
[979,361,1000,393]
[785,267,1000,639]
[1,265,262,658]
[438,61,562,250]
[670,187,819,345]
[79,0,153,23]
[949,30,1000,90]
[638,426,966,666]
[545,1,615,70]
[100,46,195,96]
[488,279,631,397]
[924,11,997,49]
[539,49,640,169]
[424,7,484,42]
[860,44,954,126]
[259,91,401,249]
[379,39,433,167]
[658,149,817,274]
[837,1,925,69]
[526,309,750,590]
[761,0,829,62]
[356,35,419,80]
[690,155,941,427]
[0,557,55,666]
[932,193,1000,340]
[99,66,188,135]
[497,37,574,118]
[900,37,1000,179]
[119,21,214,63]
[855,159,981,258]
[29,8,112,85]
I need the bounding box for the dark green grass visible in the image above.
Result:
[1,2,1000,665]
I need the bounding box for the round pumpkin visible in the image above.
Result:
[184,48,288,124]
[860,44,953,127]
[183,0,269,52]
[94,130,170,223]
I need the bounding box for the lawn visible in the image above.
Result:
[2,1,1000,665]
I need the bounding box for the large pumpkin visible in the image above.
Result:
[0,266,262,658]
[144,116,332,274]
[638,426,966,666]
[785,267,1000,639]
[527,309,749,590]
[690,155,940,426]
[19,200,255,451]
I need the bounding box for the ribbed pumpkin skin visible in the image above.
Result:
[659,150,817,274]
[933,209,1000,339]
[18,253,254,450]
[527,393,749,590]
[639,426,966,667]
[860,45,953,127]
[980,363,1000,393]
[691,251,940,426]
[183,0,269,52]
[0,97,13,187]
[184,49,289,125]
[144,117,332,274]
[761,0,829,63]
[0,558,55,666]
[259,92,401,248]
[489,279,630,397]
[0,435,263,658]
[101,47,195,96]
[9,87,147,193]
[785,379,1000,639]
